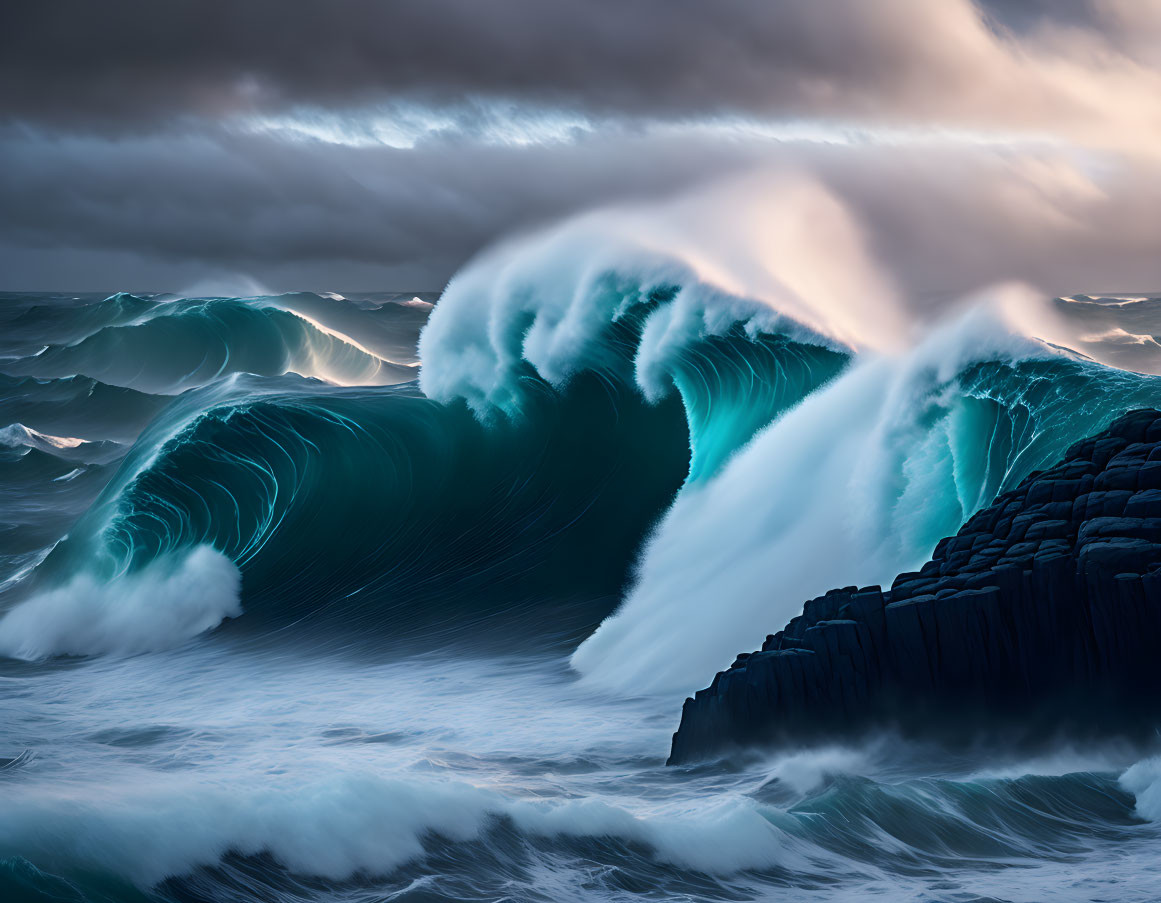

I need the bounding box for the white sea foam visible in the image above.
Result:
[0,775,495,886]
[572,293,1072,694]
[757,746,873,795]
[0,648,802,887]
[0,629,1154,897]
[0,545,241,659]
[1121,757,1161,822]
[0,770,800,887]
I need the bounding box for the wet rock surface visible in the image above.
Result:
[669,409,1161,764]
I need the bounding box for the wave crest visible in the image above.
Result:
[419,177,890,483]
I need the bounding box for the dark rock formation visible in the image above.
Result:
[669,409,1161,764]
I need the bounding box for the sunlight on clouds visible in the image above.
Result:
[243,103,593,149]
[245,105,1072,154]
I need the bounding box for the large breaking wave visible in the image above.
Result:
[414,176,1161,694]
[2,178,1161,678]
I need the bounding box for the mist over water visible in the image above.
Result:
[3,190,1161,900]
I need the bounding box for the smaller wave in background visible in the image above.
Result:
[0,294,417,394]
[0,291,434,656]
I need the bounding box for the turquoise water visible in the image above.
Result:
[2,289,1161,902]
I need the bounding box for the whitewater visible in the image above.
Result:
[4,180,1161,901]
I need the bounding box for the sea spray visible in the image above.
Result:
[0,545,240,659]
[573,300,1161,693]
[418,172,900,410]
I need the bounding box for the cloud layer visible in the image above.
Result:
[5,1,1160,132]
[2,0,1159,291]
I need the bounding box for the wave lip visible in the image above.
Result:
[1121,757,1161,822]
[418,173,899,486]
[0,422,125,469]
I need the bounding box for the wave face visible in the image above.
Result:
[1,368,689,656]
[0,292,431,617]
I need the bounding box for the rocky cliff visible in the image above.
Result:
[669,408,1161,764]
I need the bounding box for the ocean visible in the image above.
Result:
[3,279,1161,903]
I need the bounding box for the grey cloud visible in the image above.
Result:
[3,0,1154,133]
[4,0,1159,293]
[0,0,910,124]
[0,125,772,289]
[3,122,1159,297]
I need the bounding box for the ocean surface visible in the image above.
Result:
[4,278,1161,903]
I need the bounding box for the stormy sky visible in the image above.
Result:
[2,0,1159,293]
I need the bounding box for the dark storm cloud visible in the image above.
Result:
[3,122,1159,296]
[2,0,1159,291]
[0,125,774,289]
[2,0,1153,128]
